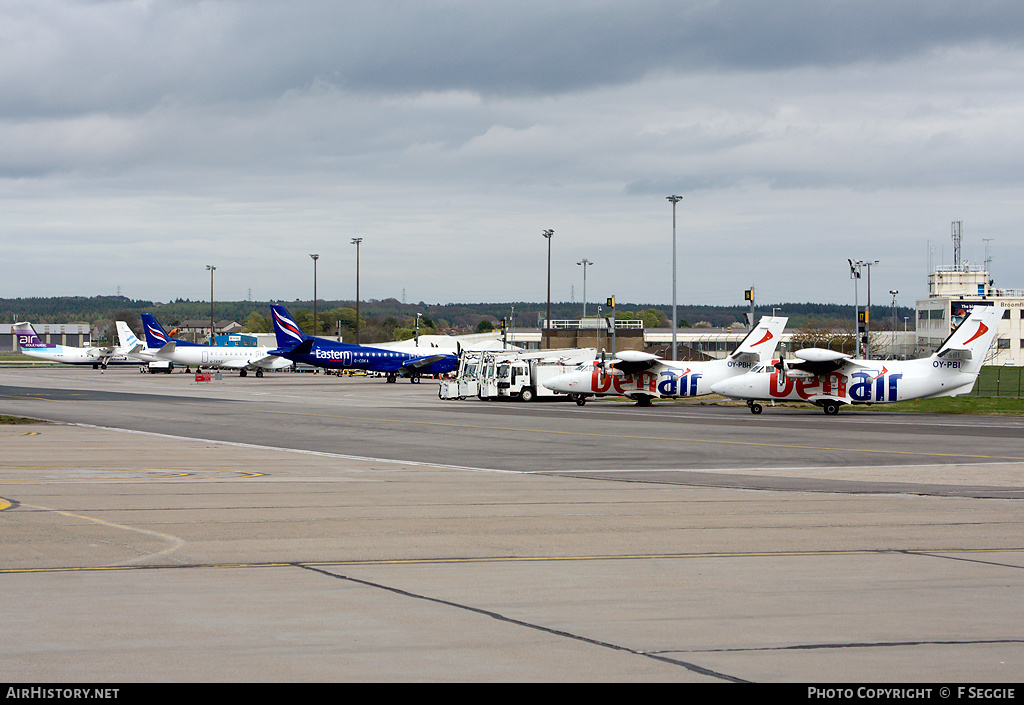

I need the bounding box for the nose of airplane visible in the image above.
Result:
[542,372,578,393]
[710,377,744,398]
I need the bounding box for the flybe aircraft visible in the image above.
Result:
[140,314,291,377]
[710,304,1002,415]
[269,304,458,382]
[541,315,788,406]
[13,322,140,368]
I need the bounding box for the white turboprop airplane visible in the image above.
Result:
[542,315,789,406]
[141,314,291,377]
[116,321,175,372]
[711,304,1002,415]
[13,322,140,368]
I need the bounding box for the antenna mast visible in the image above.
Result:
[951,220,963,270]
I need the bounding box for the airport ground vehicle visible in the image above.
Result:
[440,349,595,401]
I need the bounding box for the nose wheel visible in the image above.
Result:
[747,401,763,414]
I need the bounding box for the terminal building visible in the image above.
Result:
[916,263,1022,367]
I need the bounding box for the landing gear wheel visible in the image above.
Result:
[386,373,397,383]
[749,402,763,414]
[574,395,587,406]
[255,369,263,378]
[823,402,840,416]
[239,369,247,377]
[410,375,420,384]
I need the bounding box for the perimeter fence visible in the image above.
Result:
[970,366,1024,398]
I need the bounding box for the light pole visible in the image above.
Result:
[310,254,319,336]
[206,264,216,344]
[667,196,682,361]
[890,289,898,358]
[864,260,879,359]
[351,238,362,344]
[848,259,861,357]
[577,258,593,318]
[542,229,553,349]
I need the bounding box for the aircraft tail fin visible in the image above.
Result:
[140,314,173,349]
[12,322,53,350]
[115,321,143,352]
[729,316,788,363]
[934,305,1002,375]
[270,305,310,350]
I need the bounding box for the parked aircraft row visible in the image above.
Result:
[541,315,788,406]
[11,307,463,381]
[539,306,1001,415]
[12,306,1001,417]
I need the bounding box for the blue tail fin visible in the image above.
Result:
[270,305,310,349]
[140,314,172,349]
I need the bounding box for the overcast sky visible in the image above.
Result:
[2,0,1022,310]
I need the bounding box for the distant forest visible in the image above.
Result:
[0,295,917,344]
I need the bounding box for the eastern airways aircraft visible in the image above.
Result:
[711,304,1002,415]
[269,304,458,382]
[13,322,140,368]
[541,315,789,406]
[140,314,291,377]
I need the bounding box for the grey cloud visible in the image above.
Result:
[4,0,1024,119]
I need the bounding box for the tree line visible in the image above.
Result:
[1,295,916,344]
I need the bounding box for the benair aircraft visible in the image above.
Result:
[140,314,290,377]
[541,315,788,406]
[711,304,1002,416]
[269,304,458,382]
[13,322,140,368]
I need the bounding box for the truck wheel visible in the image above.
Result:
[520,387,535,402]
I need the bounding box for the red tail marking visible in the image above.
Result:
[964,322,989,345]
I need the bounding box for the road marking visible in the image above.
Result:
[14,502,186,564]
[4,546,1024,575]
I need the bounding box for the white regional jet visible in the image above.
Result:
[141,314,291,377]
[542,315,788,406]
[13,322,140,368]
[711,304,1002,416]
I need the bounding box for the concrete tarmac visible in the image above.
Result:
[1,367,1023,682]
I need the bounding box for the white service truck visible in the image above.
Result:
[494,349,596,401]
[440,349,595,401]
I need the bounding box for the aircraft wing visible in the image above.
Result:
[249,353,288,369]
[401,354,453,371]
[607,350,661,375]
[778,348,851,376]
